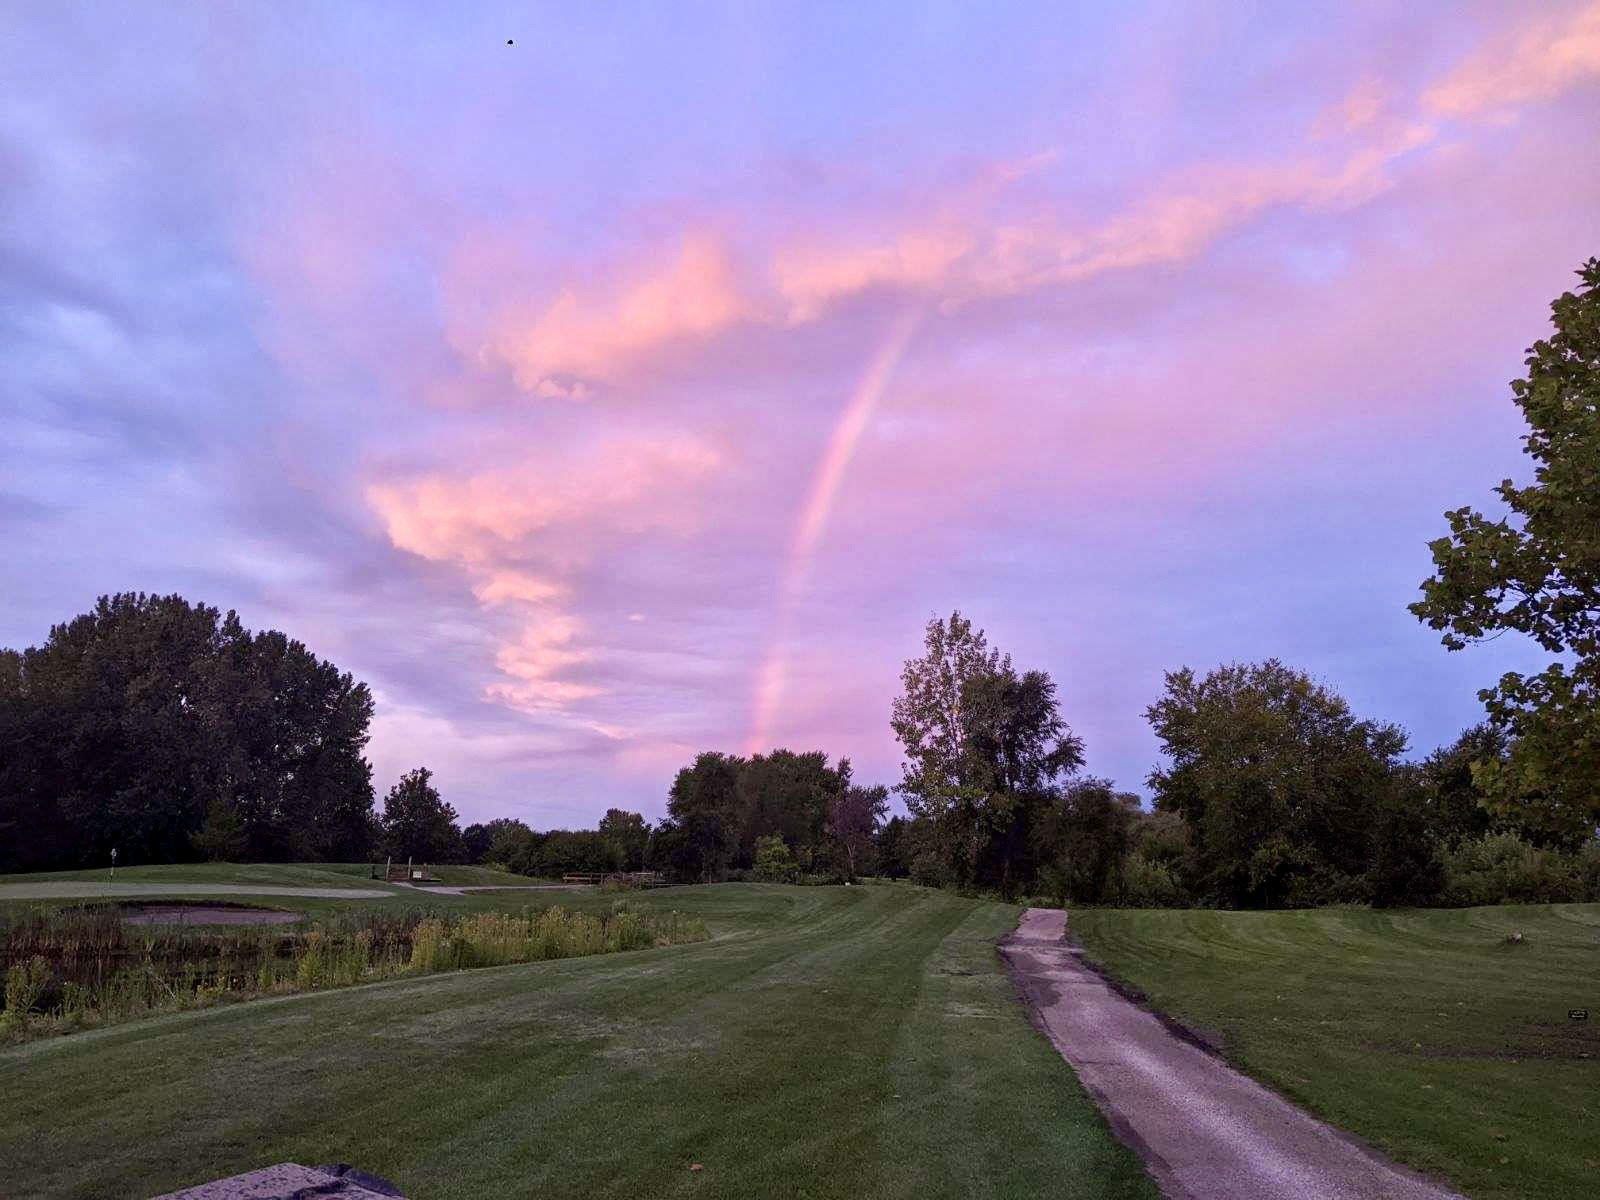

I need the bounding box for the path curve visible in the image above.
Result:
[0,882,395,900]
[1001,908,1463,1200]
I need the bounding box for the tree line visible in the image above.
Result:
[868,258,1600,908]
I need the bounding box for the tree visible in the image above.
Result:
[891,612,1083,892]
[1368,767,1446,908]
[380,768,461,863]
[827,784,888,880]
[598,809,650,871]
[876,815,910,877]
[486,819,539,874]
[661,752,744,882]
[1032,778,1133,906]
[463,817,528,865]
[735,749,850,870]
[1416,725,1506,847]
[0,593,377,872]
[1145,660,1406,907]
[1411,259,1600,841]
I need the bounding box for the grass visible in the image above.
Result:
[402,864,559,886]
[1070,904,1600,1200]
[0,883,1159,1200]
[0,862,557,889]
[0,862,394,889]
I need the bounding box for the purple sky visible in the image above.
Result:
[4,4,1598,825]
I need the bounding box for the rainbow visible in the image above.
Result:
[745,308,923,753]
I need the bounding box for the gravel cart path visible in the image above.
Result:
[1001,908,1464,1200]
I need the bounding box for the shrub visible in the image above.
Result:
[1441,832,1584,905]
[909,851,951,889]
[2,956,51,1029]
[752,834,800,884]
[1579,840,1600,900]
[1112,854,1188,908]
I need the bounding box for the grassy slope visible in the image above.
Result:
[1070,904,1600,1200]
[0,883,1158,1200]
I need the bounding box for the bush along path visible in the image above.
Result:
[1001,909,1464,1200]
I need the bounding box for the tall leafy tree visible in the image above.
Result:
[891,612,1083,892]
[598,808,651,871]
[0,593,377,871]
[660,751,745,881]
[1145,660,1406,907]
[380,767,461,863]
[735,749,850,869]
[1411,259,1600,842]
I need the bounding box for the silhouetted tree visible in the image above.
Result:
[658,752,744,881]
[0,593,377,871]
[381,768,461,863]
[598,808,651,871]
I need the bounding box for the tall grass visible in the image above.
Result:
[1,901,707,1044]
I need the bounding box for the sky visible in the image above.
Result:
[3,3,1599,826]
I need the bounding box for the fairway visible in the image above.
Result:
[0,883,1158,1200]
[1070,904,1600,1200]
[0,863,403,890]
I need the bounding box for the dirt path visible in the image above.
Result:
[1001,908,1463,1200]
[0,882,394,900]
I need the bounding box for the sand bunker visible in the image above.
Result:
[119,903,303,926]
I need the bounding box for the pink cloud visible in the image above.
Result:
[368,434,723,720]
[481,234,761,391]
[1425,2,1600,117]
[369,436,721,565]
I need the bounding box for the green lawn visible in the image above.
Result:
[404,863,560,886]
[0,862,395,889]
[0,883,1158,1200]
[1070,904,1600,1200]
[0,861,555,889]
